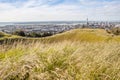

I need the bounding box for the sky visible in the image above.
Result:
[0,0,120,22]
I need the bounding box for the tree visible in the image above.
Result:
[13,30,25,36]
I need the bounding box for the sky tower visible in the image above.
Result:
[87,18,89,27]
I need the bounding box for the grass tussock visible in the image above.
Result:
[0,41,120,80]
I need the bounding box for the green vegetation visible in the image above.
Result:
[13,30,26,36]
[26,32,53,37]
[111,27,120,35]
[106,27,120,35]
[13,30,53,37]
[0,29,120,80]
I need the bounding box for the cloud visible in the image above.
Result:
[0,0,119,22]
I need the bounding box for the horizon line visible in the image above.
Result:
[0,20,120,23]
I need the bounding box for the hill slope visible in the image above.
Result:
[0,29,120,79]
[45,29,120,42]
[0,29,120,43]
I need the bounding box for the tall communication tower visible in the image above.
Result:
[87,18,89,27]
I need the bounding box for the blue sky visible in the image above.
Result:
[0,0,120,22]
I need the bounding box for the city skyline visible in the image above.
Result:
[0,0,120,22]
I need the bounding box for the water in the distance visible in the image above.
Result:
[0,21,86,26]
[0,22,14,26]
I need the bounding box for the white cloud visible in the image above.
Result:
[0,3,15,11]
[0,0,119,22]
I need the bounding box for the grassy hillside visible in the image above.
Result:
[0,32,21,43]
[1,29,120,44]
[44,29,120,42]
[0,29,120,80]
[0,32,11,38]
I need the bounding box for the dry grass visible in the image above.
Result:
[0,41,120,80]
[0,29,120,80]
[0,29,120,43]
[44,29,120,43]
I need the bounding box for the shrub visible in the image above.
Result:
[13,30,25,36]
[111,27,120,35]
[42,32,53,37]
[27,32,53,37]
[105,28,112,34]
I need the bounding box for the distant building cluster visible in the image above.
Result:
[0,21,120,37]
[84,22,116,29]
[0,24,82,36]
